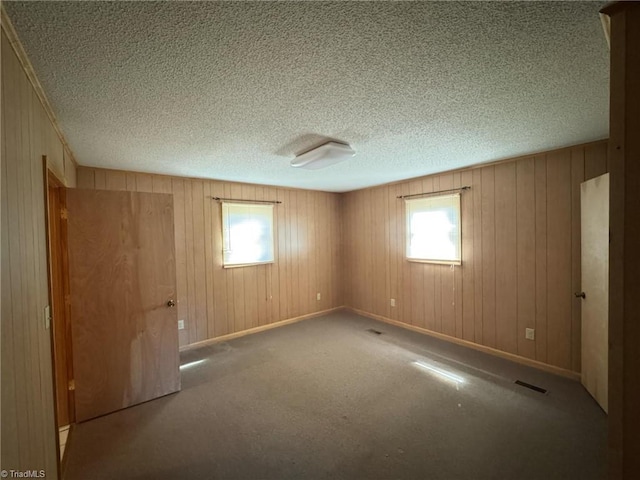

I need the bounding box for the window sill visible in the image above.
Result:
[407,258,461,266]
[223,261,275,269]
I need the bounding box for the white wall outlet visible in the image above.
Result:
[178,319,185,330]
[390,298,396,307]
[525,328,535,340]
[317,292,321,301]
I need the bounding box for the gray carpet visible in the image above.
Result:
[63,311,606,480]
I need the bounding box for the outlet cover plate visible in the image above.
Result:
[178,319,185,330]
[525,328,535,340]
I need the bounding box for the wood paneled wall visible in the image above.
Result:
[76,167,343,347]
[1,27,77,478]
[343,141,608,373]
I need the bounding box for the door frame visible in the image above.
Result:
[43,157,75,470]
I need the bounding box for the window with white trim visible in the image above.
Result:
[222,202,274,267]
[405,194,461,264]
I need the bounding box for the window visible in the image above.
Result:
[405,194,461,264]
[222,202,274,267]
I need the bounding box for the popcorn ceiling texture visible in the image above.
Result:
[5,1,608,192]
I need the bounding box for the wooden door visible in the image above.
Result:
[580,173,609,412]
[66,189,180,422]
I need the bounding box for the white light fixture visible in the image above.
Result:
[291,141,355,170]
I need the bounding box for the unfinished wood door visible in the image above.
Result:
[580,173,609,412]
[66,189,180,422]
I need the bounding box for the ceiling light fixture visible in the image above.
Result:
[291,141,355,170]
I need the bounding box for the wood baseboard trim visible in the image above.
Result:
[179,307,345,352]
[346,307,581,381]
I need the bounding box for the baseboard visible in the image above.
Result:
[346,307,581,381]
[179,306,345,352]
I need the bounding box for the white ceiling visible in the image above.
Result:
[5,1,609,192]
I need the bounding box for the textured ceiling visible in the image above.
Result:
[5,1,609,192]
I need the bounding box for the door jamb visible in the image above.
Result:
[43,157,75,475]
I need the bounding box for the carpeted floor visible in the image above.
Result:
[63,311,606,480]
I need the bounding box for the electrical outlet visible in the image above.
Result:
[525,328,535,340]
[390,298,396,307]
[178,319,185,330]
[317,292,321,301]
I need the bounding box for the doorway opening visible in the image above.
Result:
[45,166,75,463]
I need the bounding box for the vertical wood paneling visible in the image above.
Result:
[546,150,573,370]
[373,187,387,317]
[105,170,126,191]
[307,191,317,316]
[135,173,153,193]
[171,178,189,346]
[76,167,94,189]
[64,150,77,188]
[192,181,207,339]
[341,141,608,373]
[388,187,398,320]
[126,172,137,191]
[481,167,497,348]
[534,156,549,363]
[94,169,106,190]
[494,163,518,355]
[297,190,309,316]
[472,169,483,344]
[2,29,75,478]
[184,180,197,344]
[516,158,536,360]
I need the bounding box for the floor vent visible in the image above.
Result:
[515,380,547,394]
[367,328,383,335]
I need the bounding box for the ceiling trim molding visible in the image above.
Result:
[1,5,79,168]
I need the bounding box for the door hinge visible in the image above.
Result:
[68,379,75,391]
[60,208,68,220]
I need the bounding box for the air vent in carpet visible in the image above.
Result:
[366,328,383,335]
[515,380,547,394]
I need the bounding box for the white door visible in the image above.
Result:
[580,173,609,412]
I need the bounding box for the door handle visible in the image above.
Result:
[574,292,586,299]
[167,299,176,307]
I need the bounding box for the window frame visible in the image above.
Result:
[405,193,462,265]
[221,201,275,268]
